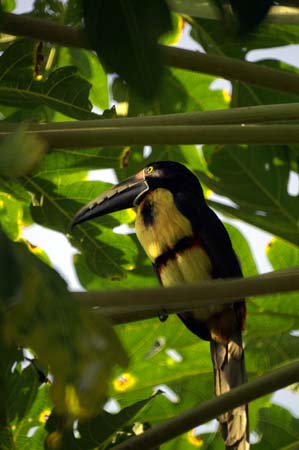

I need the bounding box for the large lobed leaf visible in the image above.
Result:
[200,144,299,246]
[254,404,299,449]
[83,0,172,100]
[0,39,97,120]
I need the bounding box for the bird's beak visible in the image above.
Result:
[71,170,149,229]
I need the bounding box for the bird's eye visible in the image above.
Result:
[146,166,154,174]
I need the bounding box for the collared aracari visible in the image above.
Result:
[71,161,249,450]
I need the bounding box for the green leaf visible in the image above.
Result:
[224,222,258,277]
[254,404,299,450]
[0,39,97,120]
[125,67,228,118]
[8,363,52,450]
[266,237,299,270]
[1,0,16,13]
[83,0,172,100]
[163,431,223,450]
[111,314,214,416]
[46,394,159,450]
[0,126,47,177]
[171,68,229,111]
[245,332,299,374]
[199,145,299,245]
[245,237,299,345]
[191,18,299,58]
[1,232,128,420]
[159,13,183,46]
[0,192,25,240]
[57,47,109,111]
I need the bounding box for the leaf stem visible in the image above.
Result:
[2,13,299,97]
[161,45,299,96]
[111,361,299,450]
[3,124,299,147]
[72,268,299,324]
[2,103,299,132]
[0,12,90,49]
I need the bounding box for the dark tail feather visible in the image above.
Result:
[210,330,249,450]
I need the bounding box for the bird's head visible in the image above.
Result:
[71,161,203,228]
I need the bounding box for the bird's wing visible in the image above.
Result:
[174,190,250,450]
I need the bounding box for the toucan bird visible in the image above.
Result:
[71,161,249,450]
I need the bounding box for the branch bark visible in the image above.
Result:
[111,361,299,450]
[2,13,299,98]
[72,268,299,324]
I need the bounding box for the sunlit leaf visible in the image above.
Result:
[266,237,299,270]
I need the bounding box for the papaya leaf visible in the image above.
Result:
[8,364,52,450]
[232,60,299,108]
[266,237,299,270]
[83,0,172,100]
[254,404,299,450]
[57,47,109,111]
[0,39,97,120]
[200,145,299,246]
[247,236,299,346]
[46,393,159,450]
[191,17,299,58]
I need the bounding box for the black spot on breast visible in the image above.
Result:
[141,200,155,227]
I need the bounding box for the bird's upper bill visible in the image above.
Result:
[71,169,148,229]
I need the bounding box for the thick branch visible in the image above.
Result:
[112,361,299,450]
[72,268,299,324]
[2,13,299,97]
[3,124,299,147]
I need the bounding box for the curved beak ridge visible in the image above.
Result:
[71,171,148,229]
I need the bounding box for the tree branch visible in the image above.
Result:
[2,13,299,97]
[72,268,299,324]
[111,361,299,450]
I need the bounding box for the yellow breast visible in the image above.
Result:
[135,189,192,261]
[135,188,228,325]
[135,188,212,284]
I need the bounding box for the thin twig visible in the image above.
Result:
[72,268,299,324]
[111,361,299,450]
